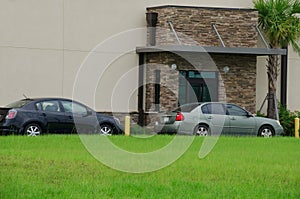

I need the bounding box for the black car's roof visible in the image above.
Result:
[17,97,83,106]
[6,97,80,108]
[18,97,84,104]
[24,97,74,101]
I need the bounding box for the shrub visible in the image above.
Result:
[278,104,297,136]
[257,103,299,136]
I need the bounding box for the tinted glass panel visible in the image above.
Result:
[178,70,218,105]
[201,104,210,114]
[202,85,211,102]
[227,104,248,116]
[6,99,32,108]
[173,103,200,112]
[36,101,61,112]
[188,71,216,79]
[201,103,226,115]
[61,101,87,115]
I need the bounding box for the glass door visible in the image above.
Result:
[179,71,218,106]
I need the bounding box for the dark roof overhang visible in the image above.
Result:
[136,45,287,56]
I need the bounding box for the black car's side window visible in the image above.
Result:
[35,102,43,111]
[201,104,226,115]
[61,101,88,115]
[36,101,61,112]
[226,104,248,116]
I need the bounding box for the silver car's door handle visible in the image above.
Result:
[207,116,213,119]
[230,117,236,120]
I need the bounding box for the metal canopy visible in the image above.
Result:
[136,45,287,56]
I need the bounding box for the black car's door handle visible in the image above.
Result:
[41,113,46,117]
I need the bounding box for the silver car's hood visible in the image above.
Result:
[253,116,281,126]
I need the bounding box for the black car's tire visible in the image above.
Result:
[194,124,210,136]
[24,123,42,136]
[99,123,114,135]
[258,125,274,137]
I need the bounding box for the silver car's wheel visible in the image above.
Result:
[24,123,41,136]
[258,126,274,138]
[194,124,210,136]
[99,124,113,135]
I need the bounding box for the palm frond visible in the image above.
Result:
[291,0,300,14]
[291,40,300,55]
[253,0,300,53]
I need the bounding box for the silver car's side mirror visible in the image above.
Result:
[247,112,254,117]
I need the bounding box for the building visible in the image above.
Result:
[0,0,298,124]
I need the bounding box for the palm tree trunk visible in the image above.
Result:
[267,54,279,119]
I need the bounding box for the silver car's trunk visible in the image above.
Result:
[158,112,177,124]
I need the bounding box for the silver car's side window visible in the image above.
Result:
[227,105,248,116]
[201,104,226,115]
[201,105,210,114]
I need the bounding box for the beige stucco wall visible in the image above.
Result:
[286,47,300,111]
[256,46,300,113]
[0,0,299,112]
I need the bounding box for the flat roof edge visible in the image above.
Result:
[146,5,257,12]
[136,45,287,56]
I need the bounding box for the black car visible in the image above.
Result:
[0,98,123,136]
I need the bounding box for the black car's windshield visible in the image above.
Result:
[173,103,201,112]
[6,99,32,108]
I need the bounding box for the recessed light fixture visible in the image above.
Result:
[171,64,177,70]
[223,66,230,74]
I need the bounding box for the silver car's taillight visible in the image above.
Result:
[175,112,185,121]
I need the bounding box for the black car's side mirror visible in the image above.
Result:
[82,110,93,117]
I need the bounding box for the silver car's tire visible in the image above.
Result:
[194,124,210,136]
[258,125,274,138]
[99,123,114,135]
[24,123,42,136]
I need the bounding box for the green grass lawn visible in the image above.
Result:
[0,135,299,198]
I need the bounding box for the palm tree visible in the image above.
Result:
[253,0,300,119]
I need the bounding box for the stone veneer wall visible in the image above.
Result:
[146,53,180,113]
[147,6,258,47]
[144,6,258,114]
[212,54,257,113]
[146,53,257,113]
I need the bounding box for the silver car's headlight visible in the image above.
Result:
[276,120,281,126]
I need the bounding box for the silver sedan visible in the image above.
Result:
[155,102,283,137]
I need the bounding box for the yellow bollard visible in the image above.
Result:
[295,117,299,138]
[125,116,130,136]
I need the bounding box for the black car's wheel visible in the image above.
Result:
[194,124,210,136]
[99,123,114,135]
[24,123,42,136]
[258,125,274,137]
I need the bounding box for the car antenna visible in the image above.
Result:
[23,94,29,99]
